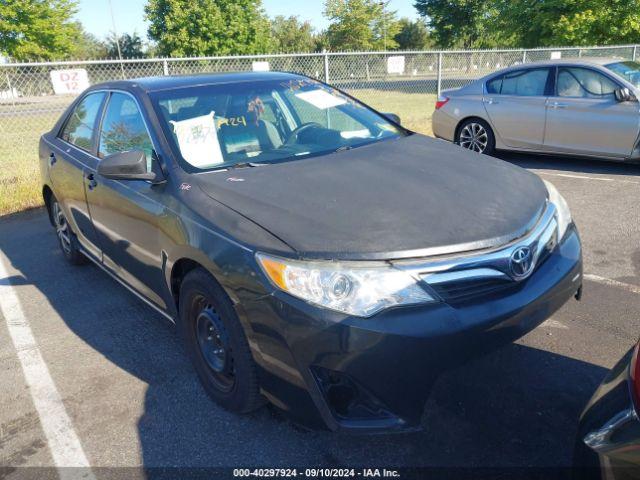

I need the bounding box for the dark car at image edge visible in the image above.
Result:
[39,71,583,432]
[575,340,640,479]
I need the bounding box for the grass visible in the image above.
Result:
[0,91,436,217]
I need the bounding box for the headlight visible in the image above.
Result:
[256,253,436,317]
[544,180,572,239]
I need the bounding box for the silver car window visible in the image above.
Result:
[487,68,550,96]
[557,67,618,98]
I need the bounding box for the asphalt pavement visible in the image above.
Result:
[1,152,639,477]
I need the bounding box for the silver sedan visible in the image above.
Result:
[432,57,640,161]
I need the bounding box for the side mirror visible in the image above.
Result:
[383,112,401,125]
[97,150,163,183]
[615,87,636,102]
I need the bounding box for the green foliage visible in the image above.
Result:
[394,18,432,50]
[416,0,640,49]
[106,32,146,59]
[70,24,109,60]
[270,16,316,53]
[324,0,400,51]
[495,0,640,47]
[414,0,503,48]
[145,0,272,56]
[0,0,82,61]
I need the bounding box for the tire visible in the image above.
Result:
[456,118,496,155]
[178,268,263,413]
[50,196,87,265]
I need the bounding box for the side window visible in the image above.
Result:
[486,76,503,94]
[557,67,618,98]
[499,69,550,96]
[98,93,154,171]
[60,92,106,151]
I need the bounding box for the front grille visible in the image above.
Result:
[430,277,516,303]
[405,204,560,305]
[427,228,558,304]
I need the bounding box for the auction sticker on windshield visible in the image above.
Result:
[170,111,224,167]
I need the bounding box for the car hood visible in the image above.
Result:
[194,134,548,260]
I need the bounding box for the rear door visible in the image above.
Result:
[483,67,552,149]
[48,91,107,260]
[543,66,640,157]
[85,91,169,309]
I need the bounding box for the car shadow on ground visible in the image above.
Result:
[0,210,608,473]
[495,151,640,178]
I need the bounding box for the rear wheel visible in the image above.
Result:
[50,197,86,265]
[457,119,495,155]
[178,268,263,413]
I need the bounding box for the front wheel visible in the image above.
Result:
[178,268,263,414]
[456,119,495,155]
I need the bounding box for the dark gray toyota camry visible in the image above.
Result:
[39,71,583,432]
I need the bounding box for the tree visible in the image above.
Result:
[495,0,640,48]
[71,25,109,60]
[324,0,400,51]
[0,0,82,61]
[145,0,272,56]
[414,0,503,48]
[106,32,145,59]
[270,16,316,53]
[394,18,431,50]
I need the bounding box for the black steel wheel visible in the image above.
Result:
[50,196,86,265]
[179,268,263,413]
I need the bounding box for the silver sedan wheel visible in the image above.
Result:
[52,202,72,255]
[459,123,489,153]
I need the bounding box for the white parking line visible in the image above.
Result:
[584,273,640,295]
[0,253,95,479]
[535,171,640,185]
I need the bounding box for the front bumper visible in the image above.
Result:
[243,226,582,432]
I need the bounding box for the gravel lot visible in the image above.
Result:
[1,152,639,478]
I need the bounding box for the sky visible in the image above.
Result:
[75,0,421,41]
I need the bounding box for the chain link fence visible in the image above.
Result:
[0,44,638,214]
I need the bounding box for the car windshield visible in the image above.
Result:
[151,78,407,172]
[605,61,640,87]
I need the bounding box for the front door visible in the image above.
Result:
[85,91,169,309]
[543,66,640,158]
[483,67,552,149]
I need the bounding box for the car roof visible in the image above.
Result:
[527,56,624,67]
[90,71,308,94]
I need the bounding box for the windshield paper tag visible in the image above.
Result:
[170,111,224,167]
[295,89,347,110]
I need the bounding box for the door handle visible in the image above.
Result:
[484,98,499,105]
[550,102,568,109]
[86,173,98,190]
[49,152,57,166]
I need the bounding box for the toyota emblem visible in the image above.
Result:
[510,246,534,279]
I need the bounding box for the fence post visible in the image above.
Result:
[163,59,169,76]
[5,72,15,101]
[634,46,638,61]
[436,52,443,97]
[522,50,527,64]
[324,53,330,83]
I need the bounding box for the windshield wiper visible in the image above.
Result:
[228,161,268,169]
[209,161,268,172]
[333,145,353,153]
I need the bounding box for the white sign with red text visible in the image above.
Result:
[50,69,90,95]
